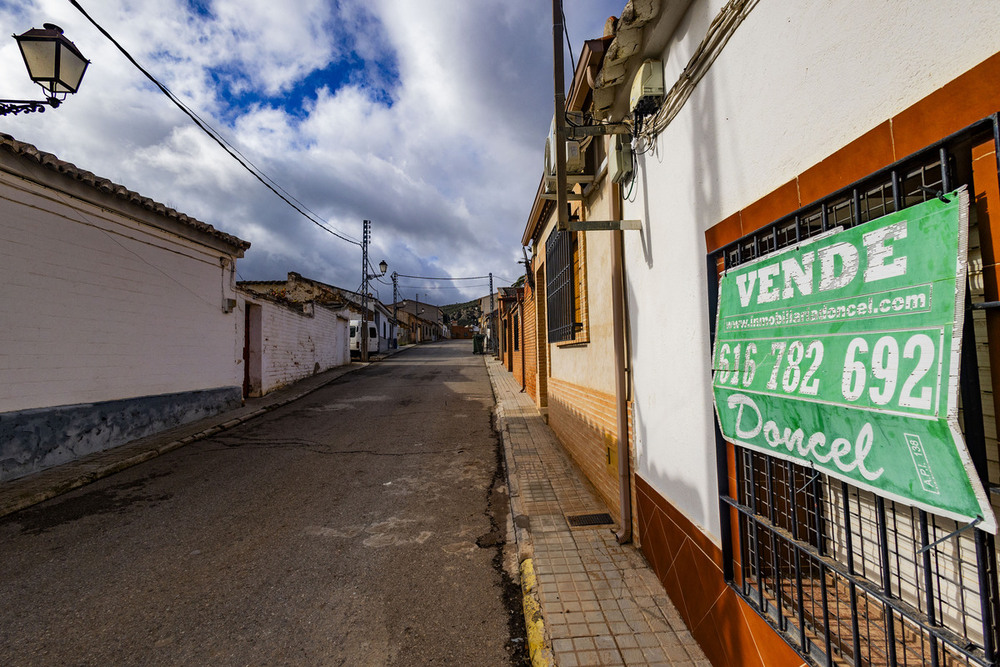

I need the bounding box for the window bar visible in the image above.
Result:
[975,530,999,664]
[891,507,904,603]
[736,448,751,595]
[795,214,802,243]
[852,188,862,228]
[842,481,863,666]
[748,453,765,611]
[766,456,785,631]
[821,203,829,232]
[772,225,779,252]
[707,249,736,586]
[939,146,950,192]
[753,233,760,260]
[876,495,899,666]
[919,510,940,667]
[787,461,808,651]
[811,472,825,554]
[819,561,833,667]
[891,169,902,212]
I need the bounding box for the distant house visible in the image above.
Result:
[240,272,394,356]
[394,300,442,343]
[236,280,351,397]
[450,325,474,340]
[0,133,250,482]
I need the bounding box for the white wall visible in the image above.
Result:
[622,0,1000,541]
[0,170,242,413]
[252,298,349,395]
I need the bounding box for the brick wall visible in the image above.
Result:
[547,376,621,521]
[523,286,537,400]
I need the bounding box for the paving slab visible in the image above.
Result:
[486,357,710,667]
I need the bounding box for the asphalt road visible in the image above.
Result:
[0,340,526,666]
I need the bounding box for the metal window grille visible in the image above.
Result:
[546,228,577,342]
[707,115,1000,667]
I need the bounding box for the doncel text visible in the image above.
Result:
[724,392,885,482]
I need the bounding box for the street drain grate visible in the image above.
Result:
[566,513,614,528]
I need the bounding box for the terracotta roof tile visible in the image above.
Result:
[0,132,250,251]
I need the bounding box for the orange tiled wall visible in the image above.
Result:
[636,475,805,667]
[547,376,621,521]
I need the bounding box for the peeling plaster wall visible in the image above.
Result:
[0,388,241,481]
[248,297,350,396]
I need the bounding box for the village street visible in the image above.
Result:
[0,340,526,666]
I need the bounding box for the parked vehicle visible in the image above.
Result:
[349,319,379,357]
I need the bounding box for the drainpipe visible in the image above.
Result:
[612,187,632,544]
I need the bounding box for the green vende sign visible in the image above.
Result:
[712,188,996,533]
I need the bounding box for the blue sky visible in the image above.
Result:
[0,0,625,304]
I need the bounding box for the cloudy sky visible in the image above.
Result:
[0,0,622,305]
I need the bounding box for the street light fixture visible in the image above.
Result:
[360,257,387,361]
[2,24,89,116]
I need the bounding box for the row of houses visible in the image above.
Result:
[494,2,1000,666]
[0,131,444,484]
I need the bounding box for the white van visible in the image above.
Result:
[349,319,379,357]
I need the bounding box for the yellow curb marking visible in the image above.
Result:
[520,558,552,667]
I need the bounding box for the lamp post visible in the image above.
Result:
[360,247,387,362]
[2,24,89,116]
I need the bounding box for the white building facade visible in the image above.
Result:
[0,133,249,482]
[240,290,351,397]
[598,1,1000,665]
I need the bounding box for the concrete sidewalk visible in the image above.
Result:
[487,357,709,667]
[0,345,415,519]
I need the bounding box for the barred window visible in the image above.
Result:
[708,116,1000,667]
[546,228,579,343]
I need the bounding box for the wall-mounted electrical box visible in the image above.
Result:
[544,115,586,177]
[629,59,664,115]
[609,134,633,184]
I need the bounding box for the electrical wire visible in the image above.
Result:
[561,4,574,63]
[67,0,362,248]
[394,273,492,281]
[638,0,759,143]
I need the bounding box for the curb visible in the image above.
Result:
[520,558,554,667]
[486,362,552,667]
[0,348,418,519]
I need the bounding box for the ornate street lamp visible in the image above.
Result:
[2,24,89,116]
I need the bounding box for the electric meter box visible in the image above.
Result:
[629,60,664,114]
[609,134,633,184]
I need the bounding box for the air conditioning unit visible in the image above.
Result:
[609,134,633,184]
[629,59,664,115]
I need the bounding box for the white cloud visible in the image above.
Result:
[0,0,624,303]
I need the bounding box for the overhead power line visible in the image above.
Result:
[67,0,361,247]
[394,274,514,284]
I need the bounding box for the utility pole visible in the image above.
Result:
[392,271,398,348]
[360,219,371,362]
[553,0,569,232]
[489,272,495,355]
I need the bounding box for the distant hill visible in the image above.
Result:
[441,297,483,326]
